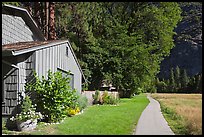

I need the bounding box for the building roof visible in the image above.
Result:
[2,40,87,83]
[2,40,66,55]
[2,4,87,83]
[2,4,45,41]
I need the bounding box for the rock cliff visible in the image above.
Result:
[158,2,202,79]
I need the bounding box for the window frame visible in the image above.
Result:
[66,46,69,57]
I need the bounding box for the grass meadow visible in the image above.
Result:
[151,93,202,135]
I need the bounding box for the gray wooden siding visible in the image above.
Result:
[17,52,35,99]
[35,43,82,93]
[2,63,18,115]
[2,53,35,115]
[2,14,38,45]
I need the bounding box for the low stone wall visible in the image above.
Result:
[81,91,119,106]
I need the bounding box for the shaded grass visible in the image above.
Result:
[151,93,202,135]
[28,93,149,135]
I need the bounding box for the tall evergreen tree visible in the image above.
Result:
[194,73,202,93]
[174,66,181,89]
[22,2,57,40]
[180,69,189,89]
[169,68,176,92]
[198,73,202,93]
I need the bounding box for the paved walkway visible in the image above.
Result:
[133,93,174,135]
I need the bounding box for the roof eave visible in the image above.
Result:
[11,40,69,56]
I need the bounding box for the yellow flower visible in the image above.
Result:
[68,108,77,115]
[76,107,80,113]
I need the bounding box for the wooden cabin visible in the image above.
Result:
[2,4,85,119]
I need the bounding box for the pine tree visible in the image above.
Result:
[165,79,170,92]
[188,76,196,92]
[169,68,176,92]
[180,69,189,89]
[198,73,202,93]
[22,2,57,40]
[174,66,181,89]
[195,73,202,93]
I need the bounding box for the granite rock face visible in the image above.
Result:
[158,2,202,79]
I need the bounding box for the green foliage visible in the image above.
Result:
[180,69,189,89]
[169,68,176,92]
[189,73,202,93]
[156,66,202,93]
[2,119,7,130]
[2,2,20,6]
[156,81,167,93]
[55,2,182,97]
[105,94,119,105]
[101,91,109,104]
[92,90,101,104]
[197,74,202,92]
[21,96,32,113]
[25,70,79,123]
[174,66,181,89]
[136,87,143,95]
[76,93,88,111]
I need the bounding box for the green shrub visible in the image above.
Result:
[76,93,88,111]
[101,91,109,104]
[26,70,79,123]
[108,95,120,105]
[92,90,100,104]
[2,119,7,130]
[136,87,143,95]
[10,96,43,122]
[21,95,32,112]
[93,91,119,105]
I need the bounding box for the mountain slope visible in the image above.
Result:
[158,2,202,79]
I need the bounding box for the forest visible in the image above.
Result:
[2,2,202,96]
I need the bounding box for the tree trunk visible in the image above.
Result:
[48,2,57,40]
[22,2,56,40]
[45,2,49,40]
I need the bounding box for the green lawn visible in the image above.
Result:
[26,93,149,135]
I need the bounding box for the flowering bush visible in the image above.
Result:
[67,107,80,116]
[25,70,79,123]
[10,96,43,122]
[10,110,43,122]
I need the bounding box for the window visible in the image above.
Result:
[66,46,69,57]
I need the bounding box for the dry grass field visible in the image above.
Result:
[151,93,202,135]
